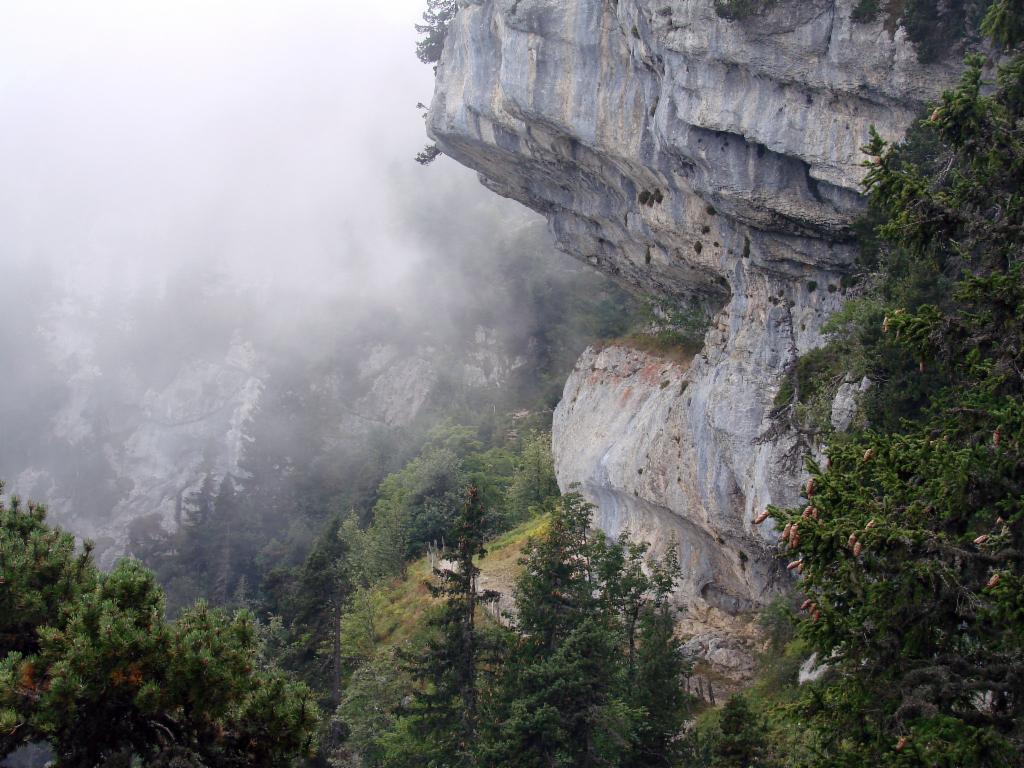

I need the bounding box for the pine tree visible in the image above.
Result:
[0,484,320,765]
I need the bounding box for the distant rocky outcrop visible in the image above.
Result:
[8,328,527,564]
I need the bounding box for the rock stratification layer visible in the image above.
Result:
[427,0,957,628]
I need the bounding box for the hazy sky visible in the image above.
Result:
[0,0,471,302]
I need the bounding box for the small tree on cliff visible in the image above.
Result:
[415,0,458,65]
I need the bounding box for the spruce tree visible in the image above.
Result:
[387,486,498,768]
[767,3,1024,762]
[711,695,766,768]
[481,494,686,768]
[629,599,691,768]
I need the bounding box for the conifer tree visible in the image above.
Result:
[711,695,767,768]
[480,494,688,768]
[767,3,1024,762]
[387,486,498,768]
[0,484,320,766]
[629,599,691,767]
[415,0,458,65]
[505,431,559,523]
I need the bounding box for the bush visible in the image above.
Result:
[850,0,881,22]
[0,486,320,765]
[713,0,776,21]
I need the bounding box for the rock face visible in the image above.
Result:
[428,0,959,641]
[553,345,782,621]
[12,338,265,566]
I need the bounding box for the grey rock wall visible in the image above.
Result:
[428,0,958,637]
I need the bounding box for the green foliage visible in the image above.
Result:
[415,144,442,165]
[330,494,692,768]
[841,2,993,62]
[710,695,768,768]
[714,0,776,21]
[851,0,881,22]
[343,432,471,585]
[343,425,560,592]
[903,0,992,63]
[764,6,1024,762]
[612,296,712,364]
[504,431,559,525]
[331,656,411,768]
[758,595,798,654]
[479,494,692,768]
[415,0,458,65]
[771,345,853,433]
[983,0,1024,47]
[0,485,319,766]
[386,487,499,768]
[0,493,96,660]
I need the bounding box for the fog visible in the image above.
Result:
[0,0,608,548]
[0,0,477,299]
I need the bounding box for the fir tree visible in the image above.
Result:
[711,695,766,768]
[767,3,1024,762]
[387,486,499,768]
[415,0,458,65]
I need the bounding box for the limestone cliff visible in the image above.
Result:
[426,0,959,661]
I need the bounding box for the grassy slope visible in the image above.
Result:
[358,514,550,653]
